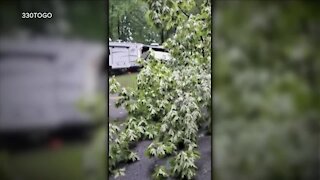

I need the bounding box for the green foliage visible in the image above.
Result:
[109,0,162,43]
[108,123,139,174]
[146,142,176,158]
[215,1,320,180]
[112,168,125,178]
[109,0,211,179]
[109,0,207,43]
[170,150,200,179]
[152,166,169,180]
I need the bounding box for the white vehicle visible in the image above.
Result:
[109,41,171,71]
[109,42,144,70]
[141,44,171,61]
[0,37,105,133]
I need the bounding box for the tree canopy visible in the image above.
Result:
[215,1,320,179]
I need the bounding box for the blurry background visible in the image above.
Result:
[0,0,106,180]
[215,1,320,180]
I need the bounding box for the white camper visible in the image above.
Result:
[0,37,105,133]
[108,42,171,71]
[109,42,143,70]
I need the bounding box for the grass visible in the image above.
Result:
[1,145,84,180]
[113,73,138,90]
[0,128,106,180]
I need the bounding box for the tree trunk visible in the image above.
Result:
[161,28,165,44]
[117,16,121,40]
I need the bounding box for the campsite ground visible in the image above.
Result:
[109,72,212,180]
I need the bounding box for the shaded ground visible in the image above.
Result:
[109,73,137,121]
[109,136,212,180]
[109,94,127,121]
[194,136,212,180]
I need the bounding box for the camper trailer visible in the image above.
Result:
[109,42,144,70]
[0,37,105,134]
